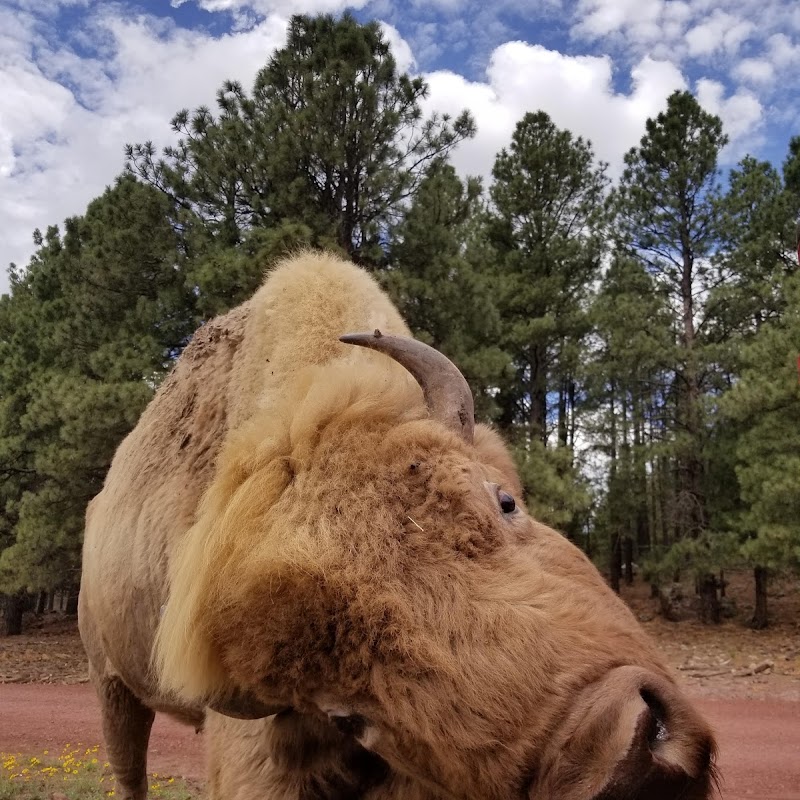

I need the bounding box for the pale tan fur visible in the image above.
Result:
[80,251,716,800]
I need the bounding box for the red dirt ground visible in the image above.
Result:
[1,683,799,799]
[0,684,204,782]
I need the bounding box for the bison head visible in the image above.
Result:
[155,333,716,799]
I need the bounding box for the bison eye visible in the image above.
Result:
[330,713,367,739]
[497,489,516,514]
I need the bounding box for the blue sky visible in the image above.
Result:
[2,0,799,295]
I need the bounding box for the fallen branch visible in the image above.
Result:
[686,669,730,678]
[735,660,774,677]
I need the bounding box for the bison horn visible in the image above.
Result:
[208,687,289,720]
[339,331,475,443]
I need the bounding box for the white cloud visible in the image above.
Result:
[573,0,666,43]
[410,0,467,11]
[695,78,763,158]
[685,10,753,57]
[657,1,692,43]
[423,44,687,184]
[767,32,800,67]
[572,0,796,68]
[0,1,794,297]
[696,79,763,137]
[407,22,444,66]
[0,67,74,157]
[0,11,290,293]
[10,0,90,11]
[733,58,774,85]
[379,21,415,73]
[180,0,368,13]
[730,32,800,95]
[422,39,764,194]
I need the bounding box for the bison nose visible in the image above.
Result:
[534,666,717,800]
[598,677,716,800]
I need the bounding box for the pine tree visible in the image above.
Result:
[721,276,800,625]
[0,177,195,606]
[127,13,475,273]
[0,228,71,601]
[382,162,507,421]
[710,156,796,345]
[488,110,608,443]
[484,110,607,535]
[714,140,800,626]
[587,254,674,592]
[614,90,727,620]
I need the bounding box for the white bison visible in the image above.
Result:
[79,251,716,800]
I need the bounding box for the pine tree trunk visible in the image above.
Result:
[633,398,651,560]
[751,566,769,629]
[65,586,79,616]
[678,238,707,543]
[658,587,678,621]
[610,535,622,594]
[608,386,620,594]
[698,574,720,624]
[661,455,675,549]
[2,593,25,636]
[530,345,548,444]
[568,380,577,449]
[47,592,55,612]
[623,537,634,585]
[635,506,649,562]
[36,591,47,615]
[557,375,568,447]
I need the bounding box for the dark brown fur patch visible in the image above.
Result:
[269,711,390,800]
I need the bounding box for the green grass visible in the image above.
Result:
[1,746,201,799]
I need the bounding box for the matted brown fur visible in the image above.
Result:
[80,251,717,800]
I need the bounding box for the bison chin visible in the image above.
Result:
[530,666,717,800]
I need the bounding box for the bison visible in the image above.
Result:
[79,251,717,800]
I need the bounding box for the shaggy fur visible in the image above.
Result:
[79,251,716,800]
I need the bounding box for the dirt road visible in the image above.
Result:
[0,684,205,780]
[695,698,800,799]
[1,684,798,798]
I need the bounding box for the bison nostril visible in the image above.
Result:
[640,688,670,746]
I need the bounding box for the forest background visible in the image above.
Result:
[1,13,799,635]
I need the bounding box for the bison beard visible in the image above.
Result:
[79,251,717,800]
